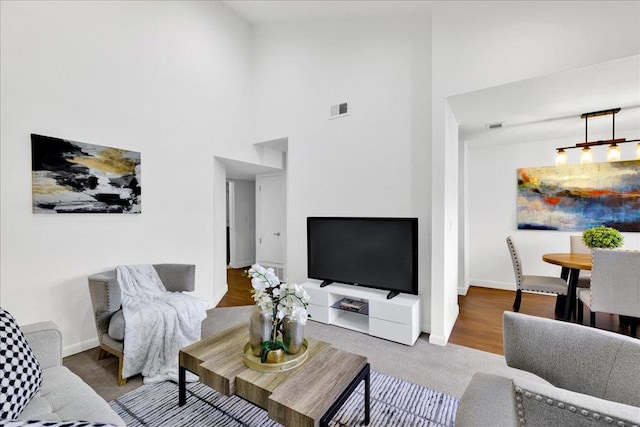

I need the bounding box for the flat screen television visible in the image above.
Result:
[307,217,418,299]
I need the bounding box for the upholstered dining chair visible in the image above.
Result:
[506,236,569,312]
[88,264,196,385]
[577,249,640,337]
[570,235,592,288]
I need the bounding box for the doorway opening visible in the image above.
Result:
[215,144,288,308]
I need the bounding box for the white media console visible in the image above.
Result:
[301,281,421,346]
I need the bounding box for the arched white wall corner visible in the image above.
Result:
[429,99,460,346]
[213,158,230,307]
[458,136,470,296]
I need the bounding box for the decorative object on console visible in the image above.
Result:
[517,160,640,231]
[246,264,310,364]
[31,133,141,213]
[339,298,367,313]
[581,225,624,249]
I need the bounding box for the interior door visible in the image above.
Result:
[256,173,285,266]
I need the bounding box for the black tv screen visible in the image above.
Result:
[307,217,418,297]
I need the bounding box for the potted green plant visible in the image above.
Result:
[582,226,624,249]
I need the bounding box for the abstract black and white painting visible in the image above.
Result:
[31,134,141,213]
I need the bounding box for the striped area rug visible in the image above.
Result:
[109,370,458,426]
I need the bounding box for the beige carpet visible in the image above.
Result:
[64,305,540,402]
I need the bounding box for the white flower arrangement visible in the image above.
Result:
[246,264,311,359]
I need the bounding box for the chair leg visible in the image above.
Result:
[117,354,127,386]
[577,300,583,324]
[97,348,108,360]
[620,315,631,328]
[590,311,596,328]
[513,289,522,312]
[98,344,127,386]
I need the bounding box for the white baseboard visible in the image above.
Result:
[458,281,470,296]
[429,333,447,346]
[63,337,99,358]
[210,284,228,308]
[428,304,460,346]
[470,279,516,291]
[230,260,253,269]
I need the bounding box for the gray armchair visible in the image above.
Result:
[577,249,640,337]
[88,263,196,385]
[506,236,568,312]
[456,312,640,426]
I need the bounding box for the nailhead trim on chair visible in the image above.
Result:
[514,387,639,427]
[507,237,523,288]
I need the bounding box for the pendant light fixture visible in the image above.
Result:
[555,149,567,166]
[607,143,621,162]
[555,108,640,165]
[580,147,593,164]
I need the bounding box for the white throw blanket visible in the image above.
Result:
[117,264,207,384]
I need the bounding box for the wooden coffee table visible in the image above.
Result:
[179,323,370,426]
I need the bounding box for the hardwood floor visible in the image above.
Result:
[218,266,254,307]
[221,268,634,356]
[449,286,632,355]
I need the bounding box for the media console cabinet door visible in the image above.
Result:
[301,281,421,345]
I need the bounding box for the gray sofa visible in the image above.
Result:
[17,321,125,425]
[456,312,640,426]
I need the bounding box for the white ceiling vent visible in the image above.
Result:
[330,102,349,119]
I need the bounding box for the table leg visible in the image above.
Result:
[364,364,370,425]
[179,365,186,406]
[320,363,371,427]
[563,268,579,321]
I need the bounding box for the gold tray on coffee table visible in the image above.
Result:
[242,339,309,372]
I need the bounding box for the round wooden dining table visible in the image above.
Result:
[542,253,592,320]
[542,253,592,271]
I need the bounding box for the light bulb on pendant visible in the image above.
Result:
[555,149,567,166]
[636,142,640,160]
[607,143,621,162]
[580,147,593,164]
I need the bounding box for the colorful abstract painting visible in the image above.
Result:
[517,160,640,231]
[31,134,141,213]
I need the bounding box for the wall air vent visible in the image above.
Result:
[330,102,349,119]
[486,122,503,130]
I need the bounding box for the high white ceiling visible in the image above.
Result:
[222,0,433,23]
[449,55,640,146]
[222,1,640,148]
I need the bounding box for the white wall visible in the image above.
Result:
[466,132,640,291]
[229,179,256,268]
[251,17,432,327]
[0,1,259,354]
[431,0,640,343]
